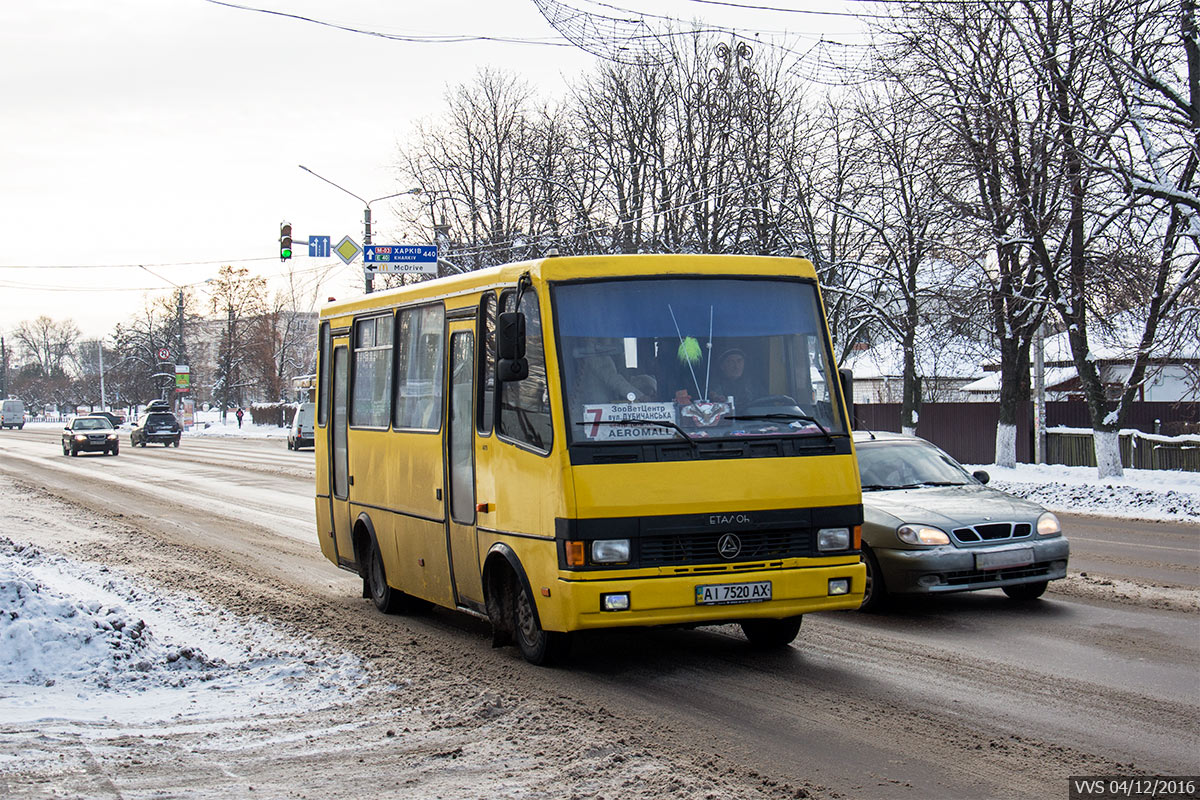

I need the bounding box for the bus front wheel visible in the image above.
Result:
[514,583,570,666]
[740,616,802,649]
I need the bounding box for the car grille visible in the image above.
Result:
[637,530,812,567]
[951,522,1032,544]
[942,561,1056,586]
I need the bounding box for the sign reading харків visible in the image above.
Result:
[363,245,438,274]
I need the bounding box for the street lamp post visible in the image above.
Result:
[298,165,420,294]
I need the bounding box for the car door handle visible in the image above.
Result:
[348,475,354,486]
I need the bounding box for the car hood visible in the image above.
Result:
[863,484,1044,530]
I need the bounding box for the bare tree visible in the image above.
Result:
[208,265,268,420]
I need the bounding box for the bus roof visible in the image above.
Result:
[319,253,818,321]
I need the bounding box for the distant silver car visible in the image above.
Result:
[855,431,1069,611]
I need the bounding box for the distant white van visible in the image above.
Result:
[1,398,26,429]
[288,402,315,450]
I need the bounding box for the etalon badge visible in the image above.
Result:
[681,400,732,427]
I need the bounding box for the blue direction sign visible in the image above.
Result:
[309,235,331,258]
[363,244,438,274]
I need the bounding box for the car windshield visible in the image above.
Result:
[146,414,176,425]
[554,277,846,445]
[857,440,972,489]
[72,418,112,431]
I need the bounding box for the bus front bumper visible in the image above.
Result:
[550,561,866,631]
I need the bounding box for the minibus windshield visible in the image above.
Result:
[554,277,847,445]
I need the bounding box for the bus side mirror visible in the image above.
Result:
[839,367,855,429]
[497,311,528,382]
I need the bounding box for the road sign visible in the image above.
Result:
[309,235,331,258]
[157,347,172,361]
[363,244,438,274]
[334,236,361,265]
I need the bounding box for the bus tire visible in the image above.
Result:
[740,616,802,649]
[514,582,570,666]
[367,539,405,614]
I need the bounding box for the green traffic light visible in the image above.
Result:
[281,246,292,259]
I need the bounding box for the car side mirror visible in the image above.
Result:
[972,470,990,485]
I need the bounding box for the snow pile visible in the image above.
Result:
[0,537,368,724]
[969,462,1200,523]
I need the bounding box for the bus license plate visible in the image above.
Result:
[695,581,772,605]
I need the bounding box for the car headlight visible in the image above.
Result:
[1036,511,1061,536]
[74,434,87,441]
[896,524,950,545]
[107,433,118,440]
[591,539,630,564]
[817,527,851,551]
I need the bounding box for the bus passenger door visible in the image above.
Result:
[445,324,483,606]
[329,340,356,569]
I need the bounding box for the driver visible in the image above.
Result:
[710,348,759,404]
[673,347,760,406]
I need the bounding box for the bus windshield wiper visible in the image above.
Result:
[575,418,696,448]
[725,413,832,441]
[916,480,967,487]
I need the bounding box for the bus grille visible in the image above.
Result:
[951,522,1032,543]
[637,530,812,567]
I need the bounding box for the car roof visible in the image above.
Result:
[852,430,925,444]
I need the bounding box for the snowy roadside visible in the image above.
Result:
[964,462,1200,525]
[0,537,370,726]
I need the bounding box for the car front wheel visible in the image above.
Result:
[1002,580,1048,601]
[860,546,890,612]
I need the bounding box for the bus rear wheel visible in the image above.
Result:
[367,540,405,614]
[514,583,570,666]
[740,616,802,649]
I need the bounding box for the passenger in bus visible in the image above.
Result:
[575,339,655,403]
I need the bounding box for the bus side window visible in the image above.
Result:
[394,304,446,431]
[317,322,331,427]
[350,315,393,428]
[478,292,496,435]
[498,289,552,451]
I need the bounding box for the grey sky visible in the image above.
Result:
[0,0,859,339]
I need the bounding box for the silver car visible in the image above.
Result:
[855,431,1069,611]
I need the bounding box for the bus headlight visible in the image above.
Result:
[817,527,851,551]
[896,524,950,545]
[828,578,850,595]
[591,539,630,564]
[1037,511,1061,536]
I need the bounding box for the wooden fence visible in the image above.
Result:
[855,401,1200,470]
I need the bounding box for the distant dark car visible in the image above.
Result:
[62,416,120,456]
[131,411,182,447]
[92,411,125,428]
[855,431,1069,611]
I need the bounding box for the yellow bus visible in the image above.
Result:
[314,253,864,664]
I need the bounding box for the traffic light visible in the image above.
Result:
[279,221,292,261]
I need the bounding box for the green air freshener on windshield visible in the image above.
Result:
[678,336,702,364]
